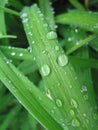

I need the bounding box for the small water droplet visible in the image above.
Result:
[74,28,78,33]
[28,32,32,36]
[71,98,78,108]
[11,52,15,56]
[46,89,52,100]
[31,41,35,44]
[68,37,72,42]
[83,113,86,117]
[56,99,62,107]
[50,109,54,115]
[22,18,28,23]
[21,13,27,18]
[72,118,80,127]
[81,85,87,93]
[55,46,59,51]
[57,54,68,67]
[83,95,88,100]
[40,64,50,77]
[6,60,9,64]
[46,31,57,39]
[19,53,23,57]
[70,109,75,116]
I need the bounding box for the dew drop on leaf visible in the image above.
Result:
[71,98,78,109]
[40,64,50,77]
[72,118,80,127]
[11,52,15,56]
[55,46,59,51]
[70,109,75,117]
[46,31,57,39]
[57,54,68,67]
[19,53,23,57]
[56,99,62,107]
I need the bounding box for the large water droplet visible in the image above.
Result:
[56,99,62,107]
[71,98,78,109]
[46,31,57,39]
[58,54,68,67]
[40,64,50,77]
[72,118,80,127]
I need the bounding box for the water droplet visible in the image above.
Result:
[31,41,35,44]
[40,64,50,77]
[74,28,78,33]
[55,46,59,51]
[72,118,80,127]
[46,31,57,39]
[28,32,32,36]
[71,98,78,108]
[68,37,72,42]
[83,113,86,117]
[21,13,27,18]
[46,89,52,100]
[6,60,9,64]
[70,109,75,116]
[19,53,23,57]
[83,95,88,100]
[57,54,68,67]
[22,18,28,23]
[81,85,87,93]
[50,109,54,115]
[11,52,15,56]
[56,99,62,107]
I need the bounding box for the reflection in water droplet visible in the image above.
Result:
[40,64,50,77]
[72,118,80,127]
[57,54,68,67]
[46,31,57,39]
[71,98,78,109]
[56,99,62,107]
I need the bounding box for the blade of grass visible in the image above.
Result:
[68,0,85,11]
[0,0,9,45]
[55,10,98,33]
[66,34,97,54]
[0,51,63,130]
[21,4,98,130]
[0,6,20,16]
[0,105,21,130]
[38,0,56,30]
[0,46,33,61]
[69,56,98,69]
[0,34,17,39]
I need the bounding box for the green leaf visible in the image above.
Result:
[55,10,98,33]
[21,4,98,130]
[0,51,63,130]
